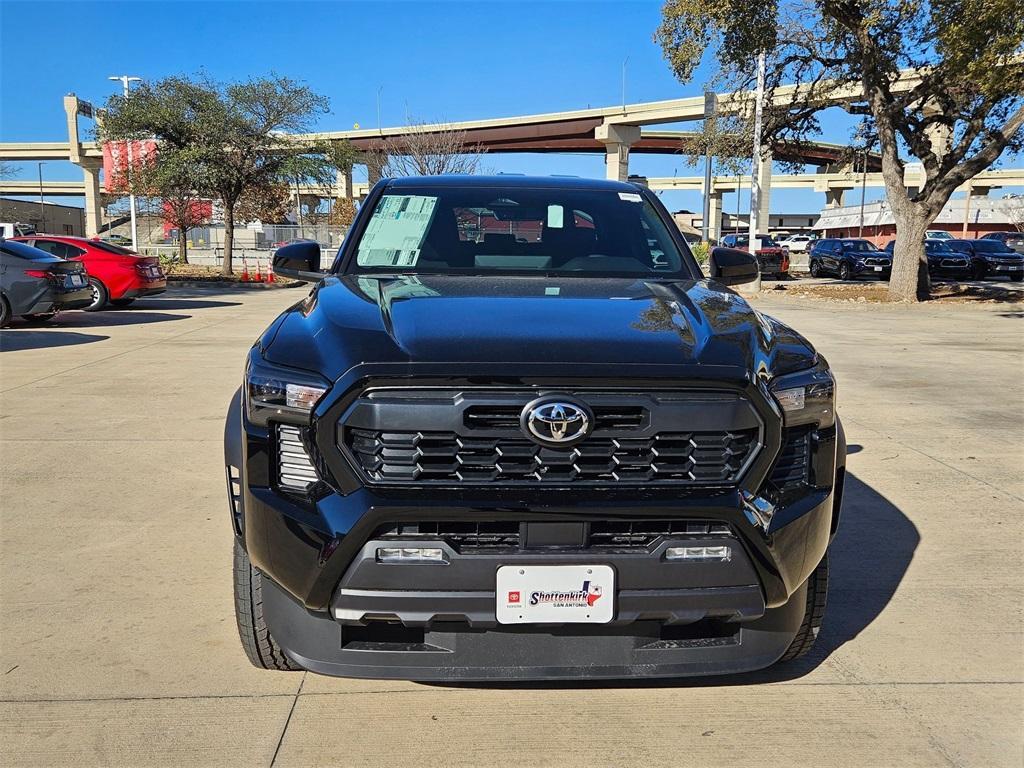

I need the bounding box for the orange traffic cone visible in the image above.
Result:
[255,261,263,283]
[240,258,249,282]
[265,267,275,284]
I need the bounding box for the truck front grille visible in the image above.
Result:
[347,428,758,485]
[339,387,763,487]
[375,519,733,552]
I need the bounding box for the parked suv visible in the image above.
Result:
[979,232,1024,254]
[882,240,973,280]
[0,238,92,325]
[225,176,845,681]
[809,238,891,280]
[12,235,166,310]
[945,238,1024,280]
[719,232,789,277]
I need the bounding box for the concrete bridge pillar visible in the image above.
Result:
[81,160,102,237]
[756,151,773,232]
[707,192,723,243]
[595,124,641,182]
[825,188,847,208]
[336,165,354,200]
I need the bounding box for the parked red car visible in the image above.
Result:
[12,235,166,311]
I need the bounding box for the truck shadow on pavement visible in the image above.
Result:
[434,471,918,690]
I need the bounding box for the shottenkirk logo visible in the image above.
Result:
[529,580,603,608]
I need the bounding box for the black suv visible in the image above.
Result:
[944,238,1024,280]
[882,240,974,280]
[809,238,891,280]
[225,176,845,681]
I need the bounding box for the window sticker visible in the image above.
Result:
[357,195,438,266]
[546,204,564,229]
[618,192,643,203]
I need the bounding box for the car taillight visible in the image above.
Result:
[24,269,50,278]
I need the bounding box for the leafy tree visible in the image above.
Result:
[235,182,291,226]
[101,74,348,275]
[656,0,1024,301]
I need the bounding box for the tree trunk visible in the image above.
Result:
[887,202,932,302]
[178,229,189,265]
[221,201,234,276]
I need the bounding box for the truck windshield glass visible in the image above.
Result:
[351,188,692,278]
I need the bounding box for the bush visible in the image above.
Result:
[690,242,710,266]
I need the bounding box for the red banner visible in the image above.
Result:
[102,140,157,193]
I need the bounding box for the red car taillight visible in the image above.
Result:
[24,269,51,279]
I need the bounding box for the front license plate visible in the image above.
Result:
[496,564,614,624]
[873,266,883,271]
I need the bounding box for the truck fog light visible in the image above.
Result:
[665,545,731,561]
[376,547,448,564]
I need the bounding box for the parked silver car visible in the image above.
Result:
[0,239,92,326]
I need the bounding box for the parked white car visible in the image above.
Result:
[778,234,816,252]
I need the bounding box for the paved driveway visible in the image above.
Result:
[1,286,1021,767]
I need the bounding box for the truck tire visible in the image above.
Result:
[233,539,301,671]
[777,552,828,663]
[0,295,11,327]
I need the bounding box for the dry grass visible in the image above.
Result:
[760,278,1023,305]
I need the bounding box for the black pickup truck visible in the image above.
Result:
[225,175,845,681]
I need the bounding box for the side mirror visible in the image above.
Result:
[708,246,759,286]
[273,241,326,282]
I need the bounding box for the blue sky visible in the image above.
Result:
[1,0,1019,214]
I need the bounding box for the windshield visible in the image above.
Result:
[840,240,877,252]
[730,234,777,247]
[925,241,955,253]
[927,231,953,240]
[349,187,694,278]
[971,240,1014,253]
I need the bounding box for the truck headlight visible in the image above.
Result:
[770,361,835,428]
[245,352,329,426]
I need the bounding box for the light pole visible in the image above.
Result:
[858,146,869,237]
[37,162,46,232]
[109,75,142,249]
[747,51,766,254]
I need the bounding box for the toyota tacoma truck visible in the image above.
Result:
[225,175,845,681]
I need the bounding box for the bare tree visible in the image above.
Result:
[366,120,487,179]
[1004,195,1024,233]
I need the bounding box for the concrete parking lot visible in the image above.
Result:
[1,285,1021,767]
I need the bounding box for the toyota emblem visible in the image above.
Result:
[520,397,593,446]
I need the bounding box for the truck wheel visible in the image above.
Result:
[838,262,852,281]
[777,552,828,663]
[233,539,301,671]
[809,260,821,278]
[0,295,10,327]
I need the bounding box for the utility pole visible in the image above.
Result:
[747,51,766,255]
[109,75,142,249]
[858,146,868,237]
[37,162,46,232]
[962,183,973,237]
[621,57,629,112]
[702,91,717,243]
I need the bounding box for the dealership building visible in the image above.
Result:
[816,196,1022,245]
[0,197,85,236]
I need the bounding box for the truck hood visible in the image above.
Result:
[263,274,817,383]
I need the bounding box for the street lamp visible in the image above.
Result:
[37,162,46,232]
[109,75,142,249]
